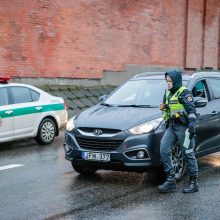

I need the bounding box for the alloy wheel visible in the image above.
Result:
[41,121,55,143]
[171,143,185,180]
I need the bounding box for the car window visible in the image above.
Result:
[192,80,208,99]
[0,88,9,106]
[30,89,40,101]
[11,87,32,104]
[209,78,220,99]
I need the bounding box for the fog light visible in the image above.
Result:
[124,149,149,160]
[137,150,145,159]
[64,144,70,153]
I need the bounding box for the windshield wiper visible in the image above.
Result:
[100,102,114,107]
[117,104,157,108]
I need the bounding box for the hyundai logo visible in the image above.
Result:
[93,129,103,136]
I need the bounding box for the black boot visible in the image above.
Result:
[158,171,176,193]
[182,176,198,193]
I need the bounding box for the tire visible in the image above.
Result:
[155,143,186,183]
[171,143,186,182]
[35,118,56,145]
[71,161,97,175]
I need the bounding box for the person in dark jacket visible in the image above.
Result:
[158,70,198,193]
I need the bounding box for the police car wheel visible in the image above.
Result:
[35,118,56,145]
[171,143,186,182]
[71,161,97,175]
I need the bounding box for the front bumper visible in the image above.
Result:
[63,128,164,172]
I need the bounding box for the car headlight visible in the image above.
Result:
[129,118,163,135]
[66,116,76,132]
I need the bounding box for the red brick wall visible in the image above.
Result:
[0,0,219,79]
[203,0,220,69]
[186,0,220,69]
[185,0,205,68]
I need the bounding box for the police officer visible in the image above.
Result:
[158,70,198,193]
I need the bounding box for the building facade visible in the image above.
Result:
[0,0,219,81]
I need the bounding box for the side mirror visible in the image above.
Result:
[194,97,208,108]
[99,95,107,102]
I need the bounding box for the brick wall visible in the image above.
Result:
[0,0,219,79]
[186,0,220,69]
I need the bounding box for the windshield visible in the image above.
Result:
[104,79,167,107]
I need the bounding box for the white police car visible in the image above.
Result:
[0,76,68,145]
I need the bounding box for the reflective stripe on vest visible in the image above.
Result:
[165,86,187,117]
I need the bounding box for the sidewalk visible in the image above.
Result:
[39,85,116,118]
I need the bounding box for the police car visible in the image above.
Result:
[0,76,68,145]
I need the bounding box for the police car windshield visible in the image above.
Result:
[104,79,187,107]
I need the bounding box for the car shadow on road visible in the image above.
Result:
[0,139,36,152]
[68,170,163,192]
[68,152,220,189]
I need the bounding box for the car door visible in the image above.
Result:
[191,79,220,155]
[9,86,42,139]
[0,87,14,142]
[205,77,220,151]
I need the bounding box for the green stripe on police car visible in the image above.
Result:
[0,103,64,118]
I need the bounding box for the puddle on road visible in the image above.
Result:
[198,152,220,171]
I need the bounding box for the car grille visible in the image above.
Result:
[75,136,124,151]
[78,127,121,134]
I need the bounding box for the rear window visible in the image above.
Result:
[0,88,9,106]
[30,89,40,101]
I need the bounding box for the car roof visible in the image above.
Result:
[0,82,36,89]
[131,71,220,81]
[0,82,50,95]
[190,71,220,79]
[0,82,25,87]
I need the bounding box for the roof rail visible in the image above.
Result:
[133,72,164,78]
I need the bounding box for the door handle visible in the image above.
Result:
[5,110,13,115]
[211,111,218,116]
[35,106,43,111]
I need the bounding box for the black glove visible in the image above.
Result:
[188,122,195,139]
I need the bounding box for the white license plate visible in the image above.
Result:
[82,152,110,162]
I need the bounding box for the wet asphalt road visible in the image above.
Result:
[0,133,220,220]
